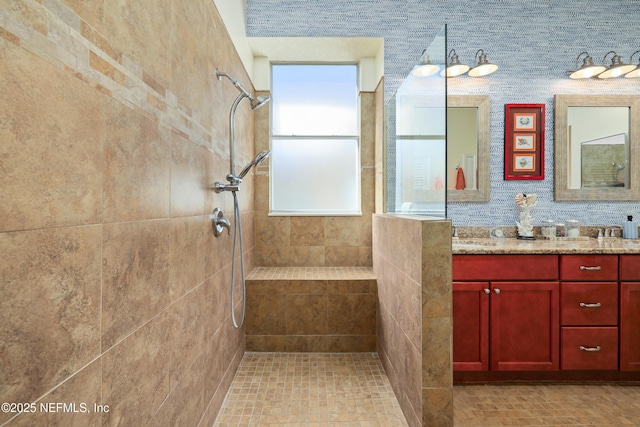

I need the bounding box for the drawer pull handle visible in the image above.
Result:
[579,302,602,308]
[579,265,601,271]
[494,288,501,295]
[579,345,601,352]
[484,288,490,295]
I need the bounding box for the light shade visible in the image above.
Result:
[568,52,606,79]
[598,51,636,79]
[411,50,440,77]
[468,49,498,77]
[625,50,640,78]
[440,49,469,77]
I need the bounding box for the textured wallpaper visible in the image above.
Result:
[246,0,640,227]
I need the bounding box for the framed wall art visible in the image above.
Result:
[504,104,545,180]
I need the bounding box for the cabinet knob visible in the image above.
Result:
[494,288,501,295]
[484,288,490,295]
[579,345,601,352]
[579,265,601,271]
[579,302,602,308]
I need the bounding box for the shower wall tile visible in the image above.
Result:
[148,355,205,427]
[171,134,208,218]
[246,274,377,352]
[0,0,250,425]
[104,0,172,87]
[373,214,453,427]
[103,99,172,223]
[169,216,206,302]
[102,312,172,427]
[0,226,101,424]
[290,217,325,246]
[0,38,103,233]
[101,219,171,350]
[287,246,326,266]
[10,359,102,427]
[169,286,206,385]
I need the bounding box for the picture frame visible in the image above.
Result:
[505,104,545,180]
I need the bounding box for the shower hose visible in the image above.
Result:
[230,191,246,329]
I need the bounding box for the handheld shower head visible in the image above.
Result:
[238,150,271,179]
[251,95,271,111]
[613,162,625,170]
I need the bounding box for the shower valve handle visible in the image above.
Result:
[211,208,231,237]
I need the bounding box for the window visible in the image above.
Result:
[270,64,360,215]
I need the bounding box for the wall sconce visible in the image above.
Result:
[411,50,441,77]
[440,49,470,77]
[598,51,637,79]
[624,51,640,78]
[468,49,499,77]
[567,50,639,79]
[568,52,606,79]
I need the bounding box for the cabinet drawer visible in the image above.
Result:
[620,255,640,281]
[560,282,618,326]
[560,255,618,281]
[453,255,558,281]
[561,327,618,370]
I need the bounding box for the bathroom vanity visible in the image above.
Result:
[452,238,640,381]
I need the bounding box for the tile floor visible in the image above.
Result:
[214,352,640,427]
[454,383,640,426]
[213,352,408,426]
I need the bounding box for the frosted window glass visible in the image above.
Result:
[272,65,358,136]
[271,138,360,214]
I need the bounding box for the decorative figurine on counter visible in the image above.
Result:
[515,193,537,240]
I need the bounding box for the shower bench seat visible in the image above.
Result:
[245,266,377,352]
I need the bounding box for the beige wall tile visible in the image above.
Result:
[169,216,206,302]
[102,220,171,349]
[290,217,325,246]
[11,359,102,427]
[171,134,208,218]
[0,38,103,232]
[286,294,328,335]
[0,227,101,423]
[102,313,172,427]
[103,99,172,223]
[104,0,172,86]
[151,356,205,427]
[169,287,205,385]
[422,388,453,427]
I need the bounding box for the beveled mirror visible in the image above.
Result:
[554,94,640,201]
[447,95,490,202]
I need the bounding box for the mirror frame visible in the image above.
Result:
[447,95,490,202]
[554,94,640,201]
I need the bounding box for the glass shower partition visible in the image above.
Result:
[385,25,447,217]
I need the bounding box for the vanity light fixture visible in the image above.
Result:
[412,50,441,77]
[568,51,606,79]
[624,51,640,78]
[597,51,637,79]
[468,49,499,77]
[440,49,470,77]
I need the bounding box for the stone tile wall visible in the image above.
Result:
[0,1,253,425]
[373,214,453,427]
[245,268,377,352]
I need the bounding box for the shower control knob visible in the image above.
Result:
[211,208,231,237]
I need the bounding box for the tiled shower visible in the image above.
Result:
[1,1,254,425]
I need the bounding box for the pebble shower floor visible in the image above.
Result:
[213,352,409,426]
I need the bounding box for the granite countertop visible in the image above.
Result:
[452,237,640,254]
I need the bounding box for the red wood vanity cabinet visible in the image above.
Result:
[620,255,640,371]
[453,255,559,372]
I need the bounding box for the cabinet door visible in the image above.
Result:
[621,282,640,371]
[453,282,489,371]
[490,281,560,371]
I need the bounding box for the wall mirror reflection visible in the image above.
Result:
[555,94,640,201]
[447,95,490,202]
